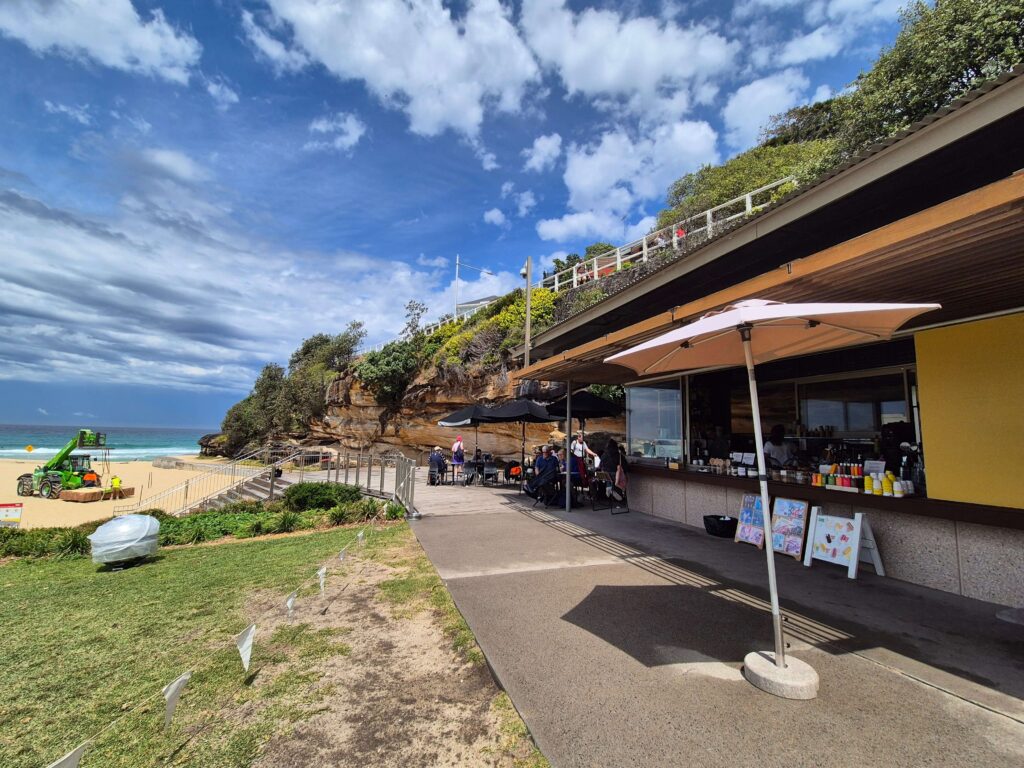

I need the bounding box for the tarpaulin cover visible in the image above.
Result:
[88,514,160,564]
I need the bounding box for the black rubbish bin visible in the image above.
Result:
[703,515,737,538]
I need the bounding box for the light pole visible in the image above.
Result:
[453,254,494,320]
[520,257,532,367]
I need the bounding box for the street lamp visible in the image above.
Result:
[520,257,532,368]
[454,253,495,320]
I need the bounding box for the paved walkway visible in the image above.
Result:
[410,476,1024,768]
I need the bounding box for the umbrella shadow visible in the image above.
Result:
[561,583,775,668]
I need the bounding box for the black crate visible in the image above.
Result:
[703,515,737,538]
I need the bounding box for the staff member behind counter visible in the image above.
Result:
[763,424,796,468]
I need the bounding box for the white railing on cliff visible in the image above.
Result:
[357,176,794,353]
[533,176,794,291]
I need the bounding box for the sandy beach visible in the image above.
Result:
[0,456,234,529]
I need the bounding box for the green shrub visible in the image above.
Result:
[283,482,360,512]
[51,529,90,559]
[384,502,405,520]
[273,509,302,533]
[327,505,350,526]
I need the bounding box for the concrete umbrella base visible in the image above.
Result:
[743,651,819,700]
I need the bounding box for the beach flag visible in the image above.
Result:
[317,566,327,595]
[162,671,192,730]
[235,624,256,672]
[46,742,89,768]
[285,591,297,619]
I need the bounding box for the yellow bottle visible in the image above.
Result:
[864,475,874,495]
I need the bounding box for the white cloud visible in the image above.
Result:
[0,0,200,84]
[515,190,536,217]
[241,9,309,74]
[304,112,367,153]
[138,148,209,184]
[777,25,844,65]
[417,253,449,268]
[43,100,91,125]
[0,167,518,392]
[722,68,809,149]
[483,207,508,227]
[537,250,569,273]
[37,407,48,416]
[472,143,500,171]
[537,119,717,243]
[258,0,539,138]
[520,0,737,118]
[522,133,562,172]
[500,181,515,198]
[206,79,240,110]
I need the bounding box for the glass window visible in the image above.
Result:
[627,380,682,461]
[798,374,908,436]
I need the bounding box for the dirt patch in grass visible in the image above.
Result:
[248,530,545,767]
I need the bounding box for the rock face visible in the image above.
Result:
[198,432,230,457]
[306,369,625,463]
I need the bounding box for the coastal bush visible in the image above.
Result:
[51,529,90,559]
[283,482,361,512]
[384,502,405,520]
[272,509,302,534]
[0,524,99,559]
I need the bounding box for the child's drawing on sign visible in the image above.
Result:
[804,510,885,578]
[770,498,809,560]
[734,494,767,549]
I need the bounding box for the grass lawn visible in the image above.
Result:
[0,524,404,768]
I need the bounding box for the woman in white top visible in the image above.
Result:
[569,430,597,476]
[763,424,795,467]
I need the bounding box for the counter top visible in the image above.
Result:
[630,463,1024,530]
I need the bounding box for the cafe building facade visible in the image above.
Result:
[517,66,1024,608]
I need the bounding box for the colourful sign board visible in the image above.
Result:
[0,503,24,528]
[734,493,767,549]
[770,498,810,560]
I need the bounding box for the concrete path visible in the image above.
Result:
[410,477,1024,768]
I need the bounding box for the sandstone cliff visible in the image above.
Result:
[305,368,625,462]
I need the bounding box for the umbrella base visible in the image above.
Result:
[742,651,818,700]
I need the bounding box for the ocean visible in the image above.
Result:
[0,424,214,462]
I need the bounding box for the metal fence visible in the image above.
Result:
[324,452,419,518]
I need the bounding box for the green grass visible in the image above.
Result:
[490,693,551,768]
[0,524,403,768]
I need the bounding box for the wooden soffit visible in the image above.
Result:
[516,171,1024,384]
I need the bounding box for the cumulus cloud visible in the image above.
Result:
[483,207,508,227]
[515,190,536,217]
[417,253,449,268]
[304,112,367,153]
[256,0,539,138]
[137,148,210,184]
[37,407,48,416]
[777,25,844,65]
[520,0,737,119]
[722,68,809,149]
[522,133,562,172]
[206,79,240,110]
[500,181,515,198]
[0,0,201,83]
[43,100,91,125]
[537,120,718,242]
[241,9,309,74]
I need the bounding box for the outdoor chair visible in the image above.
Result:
[482,456,499,486]
[462,464,479,486]
[504,461,522,486]
[591,471,629,515]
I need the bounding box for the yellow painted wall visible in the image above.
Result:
[915,313,1024,508]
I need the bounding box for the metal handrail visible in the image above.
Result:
[176,449,304,516]
[114,446,291,516]
[533,176,795,292]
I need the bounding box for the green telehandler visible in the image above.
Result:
[16,429,107,499]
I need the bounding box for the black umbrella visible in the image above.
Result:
[547,391,622,422]
[438,404,492,453]
[480,399,558,482]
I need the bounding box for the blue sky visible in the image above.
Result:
[0,0,903,428]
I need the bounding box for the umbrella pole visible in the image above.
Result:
[565,381,572,514]
[742,331,786,668]
[521,421,526,493]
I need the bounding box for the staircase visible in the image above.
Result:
[198,472,295,510]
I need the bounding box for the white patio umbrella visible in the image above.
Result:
[606,298,940,698]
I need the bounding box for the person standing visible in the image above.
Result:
[569,430,597,476]
[451,435,465,479]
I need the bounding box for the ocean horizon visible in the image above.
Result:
[0,424,215,462]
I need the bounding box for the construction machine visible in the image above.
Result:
[16,429,107,499]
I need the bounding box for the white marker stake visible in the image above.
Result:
[162,671,192,730]
[357,530,365,547]
[235,624,256,673]
[317,566,327,595]
[338,548,347,561]
[47,742,89,768]
[285,590,298,619]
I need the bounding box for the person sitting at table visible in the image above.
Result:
[524,446,557,498]
[428,446,447,485]
[600,438,628,502]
